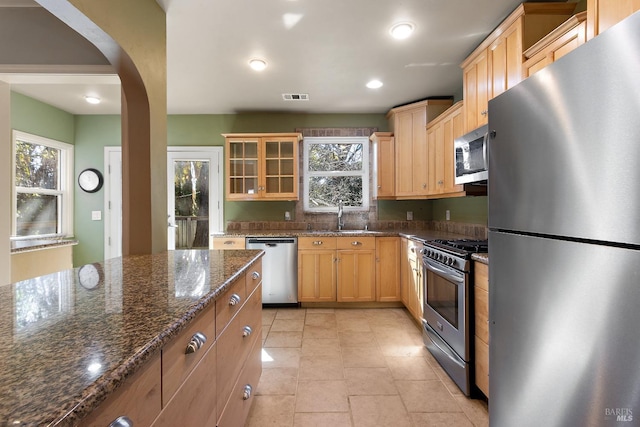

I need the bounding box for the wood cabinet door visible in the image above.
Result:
[587,0,640,39]
[376,237,401,302]
[400,238,411,307]
[298,250,336,302]
[427,121,442,195]
[226,137,261,200]
[442,104,465,194]
[489,19,523,99]
[337,249,376,302]
[261,136,298,200]
[371,133,395,199]
[394,106,428,196]
[463,49,489,133]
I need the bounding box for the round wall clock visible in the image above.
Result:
[78,168,104,193]
[78,264,103,289]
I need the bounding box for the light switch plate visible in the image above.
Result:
[407,211,413,221]
[91,210,102,221]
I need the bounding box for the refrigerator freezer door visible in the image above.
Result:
[489,231,640,427]
[488,11,640,246]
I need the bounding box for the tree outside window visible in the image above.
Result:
[13,131,73,238]
[303,137,369,212]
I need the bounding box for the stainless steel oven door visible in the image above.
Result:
[422,256,470,360]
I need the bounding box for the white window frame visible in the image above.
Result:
[12,130,74,239]
[303,136,369,212]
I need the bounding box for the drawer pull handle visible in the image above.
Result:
[185,332,207,354]
[252,271,260,280]
[110,416,133,427]
[224,240,235,245]
[312,241,323,245]
[229,293,241,306]
[242,326,253,337]
[243,384,253,400]
[351,241,362,246]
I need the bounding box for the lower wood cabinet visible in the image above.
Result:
[400,237,423,323]
[337,237,376,302]
[79,353,162,427]
[79,260,263,427]
[375,237,401,301]
[474,261,490,397]
[298,237,337,302]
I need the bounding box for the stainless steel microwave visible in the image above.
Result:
[454,124,488,184]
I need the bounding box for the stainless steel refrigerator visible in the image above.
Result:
[488,11,640,427]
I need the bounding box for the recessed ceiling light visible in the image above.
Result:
[366,80,383,89]
[84,96,101,104]
[249,58,268,71]
[389,22,414,40]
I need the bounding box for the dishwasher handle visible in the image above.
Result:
[246,238,297,245]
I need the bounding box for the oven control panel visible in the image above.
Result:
[421,246,469,272]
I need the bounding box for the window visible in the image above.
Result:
[303,137,369,212]
[13,131,74,238]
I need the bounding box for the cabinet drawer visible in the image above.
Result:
[474,262,488,292]
[211,236,246,250]
[153,343,217,427]
[337,236,376,250]
[474,285,489,343]
[475,335,489,397]
[80,353,161,427]
[217,337,262,427]
[298,236,337,250]
[245,258,262,295]
[216,274,247,337]
[162,304,216,406]
[217,285,262,417]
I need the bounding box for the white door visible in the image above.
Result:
[167,147,223,250]
[104,147,223,257]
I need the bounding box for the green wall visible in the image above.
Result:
[11,92,75,143]
[12,93,487,267]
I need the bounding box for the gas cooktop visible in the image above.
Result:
[425,239,488,255]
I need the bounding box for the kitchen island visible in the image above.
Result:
[0,249,263,426]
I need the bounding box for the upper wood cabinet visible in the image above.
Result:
[223,133,302,201]
[523,12,587,78]
[369,132,395,199]
[461,2,576,133]
[426,101,466,198]
[587,0,640,40]
[386,99,453,199]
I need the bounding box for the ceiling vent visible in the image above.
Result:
[282,93,309,101]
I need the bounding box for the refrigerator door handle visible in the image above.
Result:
[482,131,489,168]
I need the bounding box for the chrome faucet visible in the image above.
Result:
[337,200,344,231]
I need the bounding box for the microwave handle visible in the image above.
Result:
[482,131,489,168]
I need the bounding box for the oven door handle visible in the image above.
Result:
[423,258,464,284]
[423,322,465,368]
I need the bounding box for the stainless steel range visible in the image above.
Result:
[421,239,488,396]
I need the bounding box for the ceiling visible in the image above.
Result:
[0,0,569,115]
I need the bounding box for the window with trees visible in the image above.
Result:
[13,131,74,238]
[303,137,369,212]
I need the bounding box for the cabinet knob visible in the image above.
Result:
[313,241,323,245]
[351,241,362,246]
[422,183,427,188]
[242,325,253,337]
[185,331,207,354]
[229,293,242,306]
[252,271,261,280]
[243,384,253,400]
[481,110,488,116]
[109,416,133,427]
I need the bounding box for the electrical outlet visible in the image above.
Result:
[446,210,451,221]
[284,211,291,221]
[91,210,102,221]
[407,211,413,221]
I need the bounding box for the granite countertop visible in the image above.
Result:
[218,228,470,243]
[11,238,78,254]
[472,253,489,264]
[0,249,263,426]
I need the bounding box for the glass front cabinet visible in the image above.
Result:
[223,133,302,200]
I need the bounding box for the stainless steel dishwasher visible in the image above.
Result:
[246,237,298,306]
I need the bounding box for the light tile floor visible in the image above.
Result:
[247,307,489,427]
